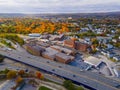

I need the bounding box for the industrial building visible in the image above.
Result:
[64,39,76,48]
[28,33,41,37]
[42,47,59,60]
[84,56,103,67]
[23,44,45,56]
[55,53,74,64]
[64,39,91,52]
[51,45,75,55]
[36,41,50,48]
[75,42,91,52]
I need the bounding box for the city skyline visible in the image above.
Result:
[0,0,120,13]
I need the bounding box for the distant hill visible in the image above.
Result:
[0,11,120,18]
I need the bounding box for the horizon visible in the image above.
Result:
[0,11,120,14]
[0,0,120,13]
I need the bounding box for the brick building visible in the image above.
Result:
[64,39,91,52]
[23,44,45,56]
[64,39,76,48]
[75,42,90,52]
[55,53,74,64]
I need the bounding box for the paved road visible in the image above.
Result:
[0,48,120,90]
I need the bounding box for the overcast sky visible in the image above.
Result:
[0,0,120,13]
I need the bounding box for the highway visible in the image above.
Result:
[0,48,120,90]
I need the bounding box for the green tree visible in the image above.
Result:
[0,54,4,63]
[63,80,75,90]
[77,87,84,90]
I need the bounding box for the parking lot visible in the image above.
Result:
[69,53,92,70]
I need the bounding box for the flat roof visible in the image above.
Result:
[43,47,59,56]
[51,45,73,54]
[84,56,102,67]
[55,53,74,61]
[0,47,120,90]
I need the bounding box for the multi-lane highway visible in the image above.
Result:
[0,48,120,90]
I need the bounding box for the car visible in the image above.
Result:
[25,69,28,72]
[7,48,12,51]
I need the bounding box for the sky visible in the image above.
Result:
[0,0,120,13]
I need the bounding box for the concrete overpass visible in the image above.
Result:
[0,49,120,90]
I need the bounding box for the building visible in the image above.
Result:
[49,34,64,41]
[113,66,120,77]
[96,36,112,44]
[28,33,41,37]
[113,55,120,61]
[36,41,50,48]
[64,39,91,52]
[23,44,45,56]
[42,47,59,60]
[75,42,91,52]
[55,53,74,64]
[51,45,75,55]
[84,56,103,67]
[64,39,76,48]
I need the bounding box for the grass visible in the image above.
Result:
[39,86,52,90]
[109,58,117,62]
[0,33,24,46]
[44,78,62,85]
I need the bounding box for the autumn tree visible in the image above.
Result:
[35,71,44,80]
[7,70,17,79]
[18,70,25,76]
[15,76,23,84]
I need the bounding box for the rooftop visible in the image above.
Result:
[42,47,59,56]
[55,53,74,61]
[84,56,102,67]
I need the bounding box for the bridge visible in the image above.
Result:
[0,48,120,90]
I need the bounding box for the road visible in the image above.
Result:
[0,48,120,90]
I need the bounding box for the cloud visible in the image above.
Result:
[0,0,120,13]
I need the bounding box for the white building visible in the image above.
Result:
[84,56,102,67]
[28,33,41,37]
[113,66,120,77]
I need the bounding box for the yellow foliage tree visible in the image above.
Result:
[16,76,23,84]
[7,70,17,79]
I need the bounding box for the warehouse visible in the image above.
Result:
[84,56,103,67]
[36,41,50,48]
[28,33,41,37]
[23,44,45,56]
[55,53,74,64]
[42,47,59,60]
[51,45,74,55]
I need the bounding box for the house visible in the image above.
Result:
[107,52,115,58]
[107,44,113,49]
[113,55,120,61]
[111,30,116,34]
[101,50,107,55]
[97,36,112,44]
[84,38,92,45]
[112,39,117,43]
